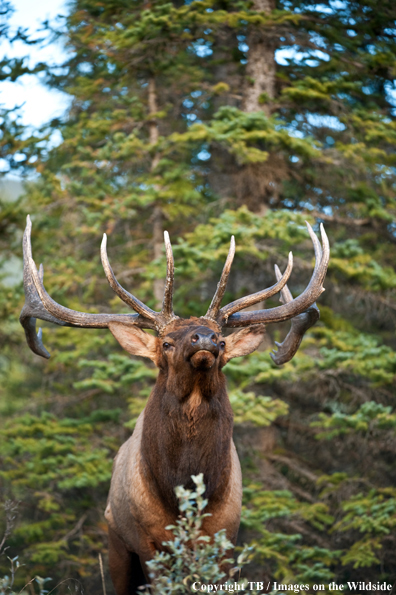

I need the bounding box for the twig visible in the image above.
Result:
[0,500,19,555]
[268,454,319,483]
[18,577,36,595]
[99,553,107,595]
[376,296,396,312]
[46,578,84,594]
[289,484,315,503]
[63,513,87,542]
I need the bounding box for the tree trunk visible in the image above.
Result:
[243,0,276,115]
[148,77,159,146]
[234,0,283,213]
[148,76,163,309]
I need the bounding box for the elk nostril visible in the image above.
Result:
[192,335,199,343]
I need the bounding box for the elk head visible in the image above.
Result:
[20,216,329,368]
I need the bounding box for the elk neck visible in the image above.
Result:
[140,366,234,515]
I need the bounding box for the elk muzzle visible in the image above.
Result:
[189,329,219,369]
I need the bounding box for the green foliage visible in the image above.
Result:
[315,330,396,386]
[333,488,396,569]
[170,106,320,164]
[242,486,337,584]
[0,411,119,584]
[336,489,396,537]
[312,402,396,439]
[230,389,288,426]
[75,354,156,394]
[331,240,396,290]
[143,474,252,594]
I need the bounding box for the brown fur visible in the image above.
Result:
[106,318,266,595]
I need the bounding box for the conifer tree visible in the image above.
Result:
[1,0,396,591]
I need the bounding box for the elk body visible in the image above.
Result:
[20,217,329,595]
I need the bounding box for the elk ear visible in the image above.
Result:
[109,323,158,364]
[222,325,266,365]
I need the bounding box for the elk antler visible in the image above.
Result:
[100,230,177,326]
[20,216,178,358]
[205,236,236,322]
[269,221,323,364]
[202,222,329,363]
[21,216,329,364]
[269,263,320,365]
[204,238,294,324]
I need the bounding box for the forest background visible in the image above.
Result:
[1,0,396,592]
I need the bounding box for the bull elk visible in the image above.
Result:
[20,216,329,594]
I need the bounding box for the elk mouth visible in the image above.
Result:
[190,350,216,370]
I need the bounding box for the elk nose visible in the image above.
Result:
[191,332,219,355]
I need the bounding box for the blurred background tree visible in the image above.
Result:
[1,0,396,591]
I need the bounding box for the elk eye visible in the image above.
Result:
[219,341,226,349]
[163,342,172,350]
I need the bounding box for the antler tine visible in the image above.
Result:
[306,221,322,274]
[319,223,329,284]
[218,251,294,321]
[220,223,330,328]
[101,233,158,324]
[161,231,176,321]
[20,216,67,359]
[270,305,320,365]
[274,263,293,305]
[270,262,320,365]
[205,236,236,321]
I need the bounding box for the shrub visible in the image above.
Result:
[142,474,252,594]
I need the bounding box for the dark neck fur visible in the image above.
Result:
[140,368,234,515]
